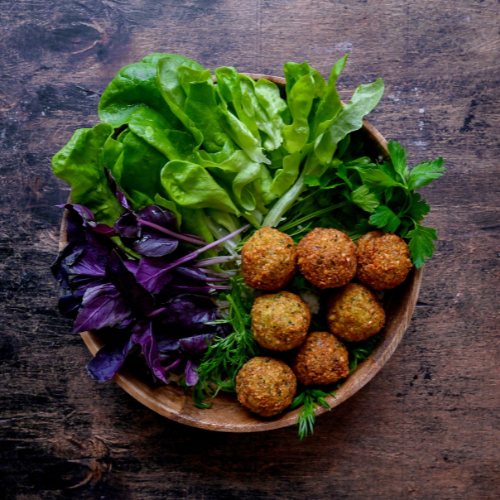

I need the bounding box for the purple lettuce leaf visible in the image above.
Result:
[106,251,155,315]
[130,320,168,383]
[86,336,135,382]
[73,283,131,333]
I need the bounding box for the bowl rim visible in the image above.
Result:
[58,73,423,432]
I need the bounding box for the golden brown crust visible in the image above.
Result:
[327,283,385,342]
[241,227,297,291]
[296,228,357,289]
[356,231,413,290]
[236,357,297,417]
[251,291,311,351]
[292,332,350,386]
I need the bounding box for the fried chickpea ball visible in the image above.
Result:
[236,357,297,416]
[356,231,412,290]
[251,291,311,351]
[296,228,357,289]
[327,283,385,342]
[292,332,350,386]
[241,227,296,291]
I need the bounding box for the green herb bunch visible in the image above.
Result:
[193,276,261,408]
[278,135,444,267]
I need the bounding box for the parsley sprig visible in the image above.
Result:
[283,137,444,267]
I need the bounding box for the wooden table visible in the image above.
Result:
[1,0,499,498]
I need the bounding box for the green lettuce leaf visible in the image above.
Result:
[120,130,167,198]
[156,56,205,149]
[52,123,124,225]
[98,62,181,128]
[310,55,347,139]
[128,107,196,161]
[160,160,241,215]
[315,78,385,165]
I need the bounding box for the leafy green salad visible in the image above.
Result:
[51,53,444,439]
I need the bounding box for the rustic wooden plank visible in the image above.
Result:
[1,0,499,498]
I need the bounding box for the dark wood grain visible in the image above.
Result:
[1,0,499,498]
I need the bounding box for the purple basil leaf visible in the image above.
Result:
[70,275,107,294]
[90,223,117,236]
[105,168,131,210]
[59,204,115,243]
[106,251,155,315]
[179,334,214,356]
[68,246,107,278]
[173,266,208,283]
[157,339,180,352]
[57,291,83,318]
[53,243,109,295]
[158,294,218,337]
[86,336,135,382]
[64,210,87,242]
[51,243,84,288]
[184,360,198,386]
[130,320,168,383]
[135,257,173,294]
[123,260,139,275]
[137,205,178,232]
[156,284,217,302]
[132,231,179,257]
[114,212,140,239]
[161,357,182,373]
[73,283,131,333]
[57,203,95,225]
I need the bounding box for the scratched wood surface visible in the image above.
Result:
[1,0,499,498]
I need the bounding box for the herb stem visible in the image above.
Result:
[139,219,207,245]
[278,202,348,232]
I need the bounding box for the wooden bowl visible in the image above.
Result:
[59,74,423,432]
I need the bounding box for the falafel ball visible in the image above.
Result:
[292,332,350,385]
[356,231,412,290]
[251,291,311,351]
[327,283,385,342]
[241,227,296,291]
[296,228,357,289]
[236,357,297,416]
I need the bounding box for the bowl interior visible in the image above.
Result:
[60,74,422,432]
